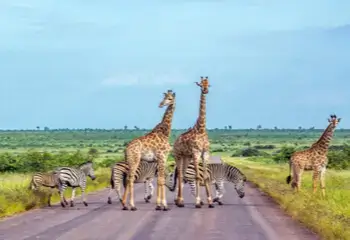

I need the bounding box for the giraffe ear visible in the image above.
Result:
[172,92,176,97]
[163,92,167,96]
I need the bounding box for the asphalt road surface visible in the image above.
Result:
[0,182,320,240]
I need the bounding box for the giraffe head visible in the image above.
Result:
[328,114,341,128]
[159,90,176,108]
[195,76,210,94]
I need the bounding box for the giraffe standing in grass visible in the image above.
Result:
[173,76,214,208]
[121,90,176,211]
[286,114,341,196]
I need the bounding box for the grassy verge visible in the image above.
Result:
[225,157,350,240]
[0,168,110,219]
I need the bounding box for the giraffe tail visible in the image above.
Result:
[286,159,292,184]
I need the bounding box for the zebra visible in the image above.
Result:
[166,162,247,205]
[29,171,68,207]
[107,161,163,204]
[54,161,96,208]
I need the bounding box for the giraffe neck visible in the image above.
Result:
[312,123,335,153]
[194,92,206,134]
[151,103,175,138]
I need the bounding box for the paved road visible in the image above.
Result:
[0,182,319,240]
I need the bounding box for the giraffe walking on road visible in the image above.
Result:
[173,76,214,208]
[121,90,176,211]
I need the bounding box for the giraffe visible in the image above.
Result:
[121,90,176,211]
[172,76,214,208]
[286,114,341,197]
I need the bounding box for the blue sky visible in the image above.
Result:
[1,0,350,129]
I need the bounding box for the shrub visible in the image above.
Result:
[272,146,296,163]
[231,147,269,157]
[0,150,93,173]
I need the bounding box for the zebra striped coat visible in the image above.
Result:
[55,161,96,208]
[166,162,247,205]
[29,171,68,206]
[107,161,160,204]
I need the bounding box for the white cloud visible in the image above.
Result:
[101,72,190,86]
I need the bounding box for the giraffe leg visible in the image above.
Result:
[312,168,319,194]
[175,157,185,207]
[319,166,326,197]
[202,151,214,208]
[193,151,203,208]
[156,155,169,211]
[296,169,304,192]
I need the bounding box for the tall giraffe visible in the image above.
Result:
[121,90,176,211]
[286,114,341,196]
[172,76,214,208]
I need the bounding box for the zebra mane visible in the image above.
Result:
[79,160,93,168]
[225,164,246,181]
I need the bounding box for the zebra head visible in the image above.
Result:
[79,161,96,181]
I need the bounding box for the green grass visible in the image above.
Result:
[226,157,350,240]
[0,168,110,219]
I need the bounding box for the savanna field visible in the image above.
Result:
[0,128,349,240]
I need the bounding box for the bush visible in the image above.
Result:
[253,144,276,150]
[272,146,296,163]
[231,147,269,157]
[0,150,93,173]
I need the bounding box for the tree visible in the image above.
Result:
[228,125,232,130]
[36,126,40,131]
[124,125,128,130]
[88,148,99,159]
[257,125,262,130]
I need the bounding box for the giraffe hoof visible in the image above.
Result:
[144,198,150,203]
[200,201,204,205]
[195,204,202,208]
[83,201,88,207]
[61,202,66,208]
[155,206,162,211]
[70,201,74,207]
[163,206,170,211]
[208,204,215,208]
[130,207,137,211]
[176,203,185,208]
[107,198,112,204]
[122,206,129,211]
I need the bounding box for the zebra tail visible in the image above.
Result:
[122,172,127,189]
[169,167,178,192]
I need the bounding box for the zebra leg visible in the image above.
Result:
[202,151,214,208]
[48,187,54,207]
[59,184,67,208]
[144,180,154,203]
[213,182,224,205]
[144,181,149,202]
[107,187,113,204]
[81,185,88,206]
[189,181,204,205]
[70,187,76,207]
